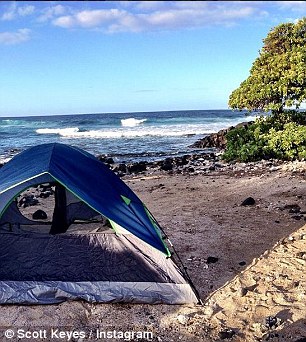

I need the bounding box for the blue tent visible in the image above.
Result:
[0,143,198,304]
[0,143,169,256]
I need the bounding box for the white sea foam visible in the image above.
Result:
[36,125,217,139]
[36,124,201,138]
[121,118,147,127]
[36,127,80,135]
[35,115,258,139]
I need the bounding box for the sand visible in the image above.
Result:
[0,165,305,341]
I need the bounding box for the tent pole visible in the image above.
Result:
[50,183,69,234]
[168,237,203,305]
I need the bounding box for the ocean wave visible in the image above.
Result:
[121,118,147,127]
[1,119,47,127]
[35,116,258,139]
[0,119,27,126]
[36,127,80,135]
[35,126,203,139]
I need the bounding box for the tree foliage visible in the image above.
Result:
[228,18,306,113]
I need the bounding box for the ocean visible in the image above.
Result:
[0,110,257,164]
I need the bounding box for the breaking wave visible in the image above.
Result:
[36,127,80,135]
[36,126,205,139]
[121,118,147,127]
[35,115,258,139]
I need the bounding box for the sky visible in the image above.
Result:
[1,1,306,117]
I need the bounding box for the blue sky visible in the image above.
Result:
[1,1,306,116]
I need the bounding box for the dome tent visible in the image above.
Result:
[0,143,198,304]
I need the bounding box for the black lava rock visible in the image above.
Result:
[219,329,235,339]
[282,204,301,213]
[292,214,303,220]
[128,162,147,174]
[241,197,256,206]
[160,158,173,171]
[97,155,114,164]
[18,195,39,208]
[289,207,301,213]
[264,316,279,329]
[39,190,53,199]
[207,256,219,264]
[32,209,48,220]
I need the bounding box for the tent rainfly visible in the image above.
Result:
[0,143,198,304]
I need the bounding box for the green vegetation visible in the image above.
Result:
[223,111,306,162]
[229,18,306,113]
[225,18,306,162]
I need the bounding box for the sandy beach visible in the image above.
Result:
[0,161,306,342]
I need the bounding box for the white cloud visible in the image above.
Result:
[37,4,66,23]
[18,5,35,17]
[134,1,168,11]
[1,3,35,21]
[140,9,206,31]
[53,9,127,28]
[51,1,265,33]
[1,2,17,21]
[76,9,124,27]
[115,6,258,32]
[108,13,143,33]
[0,28,31,45]
[53,15,75,28]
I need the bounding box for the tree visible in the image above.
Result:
[229,18,306,114]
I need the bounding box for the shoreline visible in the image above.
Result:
[100,149,306,179]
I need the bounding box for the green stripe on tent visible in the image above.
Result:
[121,195,131,205]
[108,219,120,235]
[143,205,171,257]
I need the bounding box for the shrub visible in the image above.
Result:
[265,122,306,160]
[222,111,306,162]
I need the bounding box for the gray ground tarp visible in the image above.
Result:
[0,231,197,304]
